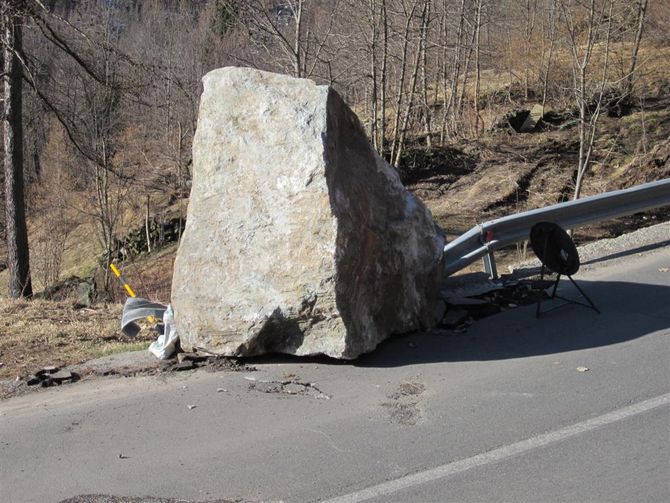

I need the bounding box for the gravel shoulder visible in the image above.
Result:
[513,220,670,275]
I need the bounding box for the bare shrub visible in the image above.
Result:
[32,121,79,291]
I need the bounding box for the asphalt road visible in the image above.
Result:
[1,246,669,503]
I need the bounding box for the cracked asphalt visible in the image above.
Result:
[1,241,669,503]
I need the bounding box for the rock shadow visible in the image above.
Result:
[355,279,670,368]
[243,308,305,355]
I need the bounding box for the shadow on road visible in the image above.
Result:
[356,279,670,368]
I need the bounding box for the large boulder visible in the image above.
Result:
[171,67,445,359]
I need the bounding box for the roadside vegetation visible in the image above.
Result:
[0,299,154,380]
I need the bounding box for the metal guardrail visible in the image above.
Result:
[443,178,670,278]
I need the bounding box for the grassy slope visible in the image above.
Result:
[0,299,154,380]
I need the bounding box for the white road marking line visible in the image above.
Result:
[322,393,670,503]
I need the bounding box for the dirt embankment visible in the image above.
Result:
[400,97,670,243]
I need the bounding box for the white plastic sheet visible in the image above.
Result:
[148,305,179,360]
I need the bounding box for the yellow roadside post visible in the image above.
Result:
[109,263,137,298]
[109,263,157,323]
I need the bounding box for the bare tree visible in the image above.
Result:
[379,0,389,154]
[624,0,648,96]
[523,0,538,100]
[455,4,478,129]
[419,0,432,147]
[473,0,484,136]
[560,0,614,200]
[226,0,340,80]
[2,1,33,298]
[389,0,420,164]
[393,0,429,166]
[539,0,558,110]
[33,121,76,290]
[439,0,467,143]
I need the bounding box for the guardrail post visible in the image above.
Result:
[483,252,498,279]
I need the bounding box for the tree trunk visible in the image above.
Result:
[569,0,614,201]
[394,0,428,168]
[293,0,303,78]
[389,0,419,164]
[540,0,557,111]
[574,68,587,200]
[3,8,33,298]
[369,0,379,150]
[441,0,466,143]
[145,194,151,253]
[380,0,388,157]
[625,0,648,96]
[473,0,483,136]
[177,120,184,241]
[524,0,537,100]
[455,16,477,129]
[420,0,432,148]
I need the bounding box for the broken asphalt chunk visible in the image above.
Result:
[50,370,74,383]
[26,375,41,386]
[26,369,78,387]
[40,376,54,387]
[172,361,196,371]
[177,352,210,364]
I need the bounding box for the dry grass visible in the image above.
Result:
[109,243,178,304]
[0,299,154,380]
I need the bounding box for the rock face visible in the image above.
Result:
[171,67,445,359]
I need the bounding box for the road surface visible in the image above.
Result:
[1,245,669,503]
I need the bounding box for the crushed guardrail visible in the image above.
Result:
[443,178,670,278]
